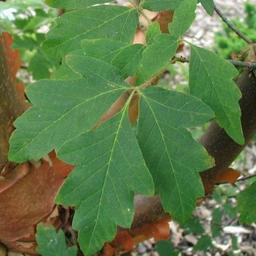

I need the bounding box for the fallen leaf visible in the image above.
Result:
[0,154,73,254]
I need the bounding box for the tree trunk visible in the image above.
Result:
[0,32,26,172]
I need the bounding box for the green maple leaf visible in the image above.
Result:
[56,101,154,255]
[9,47,215,255]
[137,87,214,222]
[169,0,197,37]
[81,39,144,78]
[9,12,218,253]
[189,45,244,144]
[81,35,178,85]
[36,224,77,256]
[237,182,256,224]
[8,56,127,162]
[141,0,181,11]
[136,34,178,84]
[43,5,138,60]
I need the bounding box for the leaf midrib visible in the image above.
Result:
[12,87,124,158]
[142,94,186,220]
[87,106,128,252]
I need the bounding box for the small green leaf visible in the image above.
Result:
[199,0,215,15]
[211,208,222,237]
[169,0,197,38]
[138,87,214,222]
[43,6,138,60]
[57,105,154,255]
[141,0,180,11]
[223,203,237,219]
[9,56,127,162]
[193,235,212,252]
[36,224,77,256]
[155,240,178,256]
[189,45,244,144]
[46,0,112,9]
[231,235,239,252]
[183,217,204,234]
[237,182,256,224]
[136,34,178,84]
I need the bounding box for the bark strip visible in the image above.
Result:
[0,33,26,171]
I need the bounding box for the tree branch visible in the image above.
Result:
[0,33,26,172]
[237,173,256,183]
[214,5,253,44]
[229,60,256,70]
[173,56,256,70]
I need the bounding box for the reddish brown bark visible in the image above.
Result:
[0,32,26,172]
[0,32,73,254]
[0,155,73,254]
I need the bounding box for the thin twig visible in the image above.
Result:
[173,56,256,70]
[214,5,253,44]
[139,74,161,89]
[229,60,256,70]
[20,65,28,69]
[128,0,151,25]
[172,56,189,64]
[237,173,256,182]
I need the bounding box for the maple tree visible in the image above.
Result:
[1,0,256,255]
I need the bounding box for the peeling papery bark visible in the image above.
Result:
[0,32,26,171]
[132,70,256,229]
[0,155,73,254]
